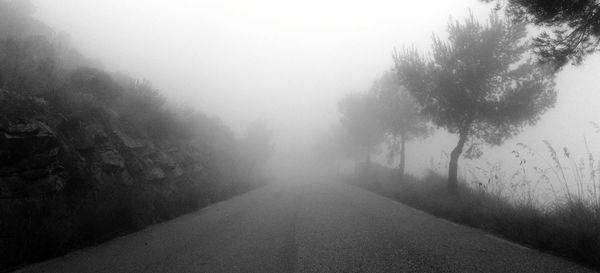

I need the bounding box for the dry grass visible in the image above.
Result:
[351,163,600,270]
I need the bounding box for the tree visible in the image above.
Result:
[338,92,384,164]
[314,125,361,175]
[483,0,600,70]
[394,14,556,192]
[371,71,430,176]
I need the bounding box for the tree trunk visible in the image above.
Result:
[448,133,468,193]
[399,133,406,177]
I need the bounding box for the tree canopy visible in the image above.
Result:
[483,0,600,70]
[338,92,385,164]
[394,13,556,192]
[371,70,430,175]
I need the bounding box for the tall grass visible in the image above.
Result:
[351,136,600,269]
[480,140,600,207]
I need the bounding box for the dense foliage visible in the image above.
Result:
[338,92,384,163]
[394,14,556,192]
[371,71,430,175]
[484,0,600,70]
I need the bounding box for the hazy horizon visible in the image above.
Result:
[6,1,600,271]
[32,0,600,178]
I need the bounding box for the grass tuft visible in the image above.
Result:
[351,166,600,270]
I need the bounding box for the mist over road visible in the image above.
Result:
[16,181,593,273]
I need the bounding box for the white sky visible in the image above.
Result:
[32,0,600,181]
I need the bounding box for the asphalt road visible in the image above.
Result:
[15,181,596,273]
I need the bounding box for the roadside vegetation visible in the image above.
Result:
[348,144,600,270]
[326,3,600,270]
[4,0,600,271]
[0,1,271,271]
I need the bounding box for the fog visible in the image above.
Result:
[7,1,600,271]
[32,0,600,179]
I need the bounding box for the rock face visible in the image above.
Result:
[99,150,125,170]
[0,112,200,200]
[0,101,244,270]
[0,119,64,198]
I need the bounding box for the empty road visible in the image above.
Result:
[16,181,595,273]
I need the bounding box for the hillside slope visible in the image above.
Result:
[0,1,267,270]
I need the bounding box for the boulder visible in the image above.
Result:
[147,167,166,181]
[70,123,107,151]
[21,147,59,169]
[99,150,125,170]
[6,121,42,135]
[29,175,64,196]
[1,120,57,152]
[0,120,59,167]
[123,153,146,175]
[120,170,135,185]
[171,166,184,178]
[113,129,144,149]
[192,164,205,173]
[153,152,177,170]
[166,149,187,166]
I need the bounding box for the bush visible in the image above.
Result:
[0,89,47,118]
[68,67,122,103]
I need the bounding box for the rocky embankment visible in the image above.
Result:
[0,90,248,270]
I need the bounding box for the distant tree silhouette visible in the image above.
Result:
[371,71,430,176]
[394,14,556,193]
[338,92,384,164]
[483,0,600,70]
[314,125,360,175]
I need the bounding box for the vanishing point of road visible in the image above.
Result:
[15,181,595,273]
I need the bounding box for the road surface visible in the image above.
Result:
[15,181,595,273]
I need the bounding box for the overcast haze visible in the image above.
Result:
[8,1,600,271]
[32,0,600,176]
